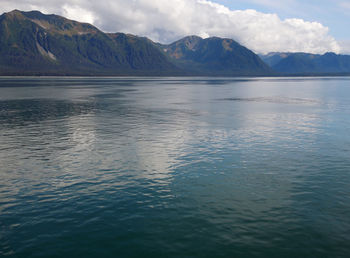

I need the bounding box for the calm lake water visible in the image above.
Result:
[1,77,350,257]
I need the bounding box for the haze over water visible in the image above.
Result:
[1,77,350,257]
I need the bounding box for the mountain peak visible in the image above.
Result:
[3,9,26,20]
[1,9,100,36]
[161,35,271,75]
[5,9,22,14]
[323,52,337,57]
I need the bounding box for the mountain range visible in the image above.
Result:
[260,52,350,75]
[0,10,270,76]
[0,10,349,76]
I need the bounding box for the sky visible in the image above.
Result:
[0,0,349,54]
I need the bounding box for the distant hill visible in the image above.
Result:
[260,52,350,75]
[0,10,272,76]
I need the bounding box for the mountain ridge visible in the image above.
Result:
[0,10,272,76]
[260,52,350,75]
[0,10,180,75]
[161,35,270,76]
[1,10,350,76]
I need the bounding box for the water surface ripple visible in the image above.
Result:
[1,77,350,257]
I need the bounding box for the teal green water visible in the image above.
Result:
[1,77,350,257]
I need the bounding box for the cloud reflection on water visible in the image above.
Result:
[2,77,350,257]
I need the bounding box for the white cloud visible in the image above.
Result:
[339,40,350,54]
[62,4,95,24]
[0,0,341,54]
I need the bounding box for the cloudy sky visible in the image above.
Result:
[1,0,349,54]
